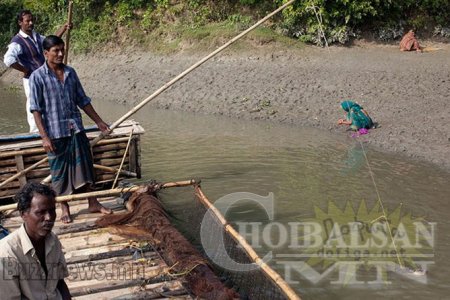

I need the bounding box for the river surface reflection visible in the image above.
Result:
[1,81,449,299]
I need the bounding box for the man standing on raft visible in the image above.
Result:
[29,35,112,223]
[3,9,71,133]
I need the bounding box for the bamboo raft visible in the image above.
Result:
[1,183,195,299]
[0,180,301,299]
[0,120,144,202]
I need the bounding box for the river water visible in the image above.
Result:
[1,81,449,299]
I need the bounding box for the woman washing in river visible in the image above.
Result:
[338,100,373,131]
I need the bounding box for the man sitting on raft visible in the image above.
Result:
[338,100,373,131]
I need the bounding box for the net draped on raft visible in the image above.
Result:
[96,185,238,300]
[96,184,290,300]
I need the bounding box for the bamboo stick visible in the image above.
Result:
[112,130,133,188]
[94,137,130,145]
[26,168,50,178]
[93,143,128,153]
[159,179,199,188]
[0,179,197,212]
[0,166,18,174]
[0,158,46,188]
[95,158,126,166]
[65,242,133,259]
[0,158,16,167]
[0,181,20,190]
[194,185,301,300]
[68,276,168,298]
[53,221,98,236]
[71,281,185,299]
[96,174,115,181]
[0,173,18,181]
[66,248,144,266]
[90,0,296,147]
[93,164,136,177]
[62,234,128,252]
[0,137,130,159]
[94,150,126,159]
[1,0,295,188]
[14,155,27,187]
[0,148,44,159]
[24,154,47,163]
[63,1,73,65]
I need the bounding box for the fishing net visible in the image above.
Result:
[161,185,291,300]
[97,182,294,299]
[96,185,239,300]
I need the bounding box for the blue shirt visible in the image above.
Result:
[29,63,91,139]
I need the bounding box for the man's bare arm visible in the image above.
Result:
[55,23,72,38]
[32,111,54,153]
[9,62,29,77]
[82,104,110,134]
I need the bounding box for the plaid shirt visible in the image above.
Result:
[29,63,91,139]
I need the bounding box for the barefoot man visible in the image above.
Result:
[29,35,112,223]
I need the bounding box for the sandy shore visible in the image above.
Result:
[2,43,449,170]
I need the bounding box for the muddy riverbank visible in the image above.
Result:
[1,42,449,170]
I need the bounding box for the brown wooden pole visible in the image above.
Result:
[63,1,74,65]
[0,179,198,212]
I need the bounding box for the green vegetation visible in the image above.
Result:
[281,0,450,45]
[0,0,449,52]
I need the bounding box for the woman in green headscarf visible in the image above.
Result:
[338,101,373,130]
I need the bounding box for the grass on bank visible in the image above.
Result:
[72,21,306,55]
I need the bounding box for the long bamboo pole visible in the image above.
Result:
[0,179,198,212]
[0,0,295,188]
[63,1,74,65]
[194,185,301,300]
[90,0,296,146]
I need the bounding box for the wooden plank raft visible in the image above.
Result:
[0,182,302,299]
[1,198,193,300]
[0,120,144,201]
